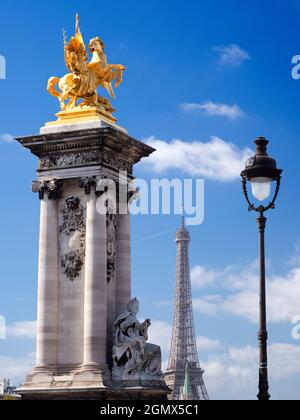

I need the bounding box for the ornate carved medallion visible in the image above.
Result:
[60,197,86,281]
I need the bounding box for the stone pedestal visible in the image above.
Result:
[16,124,169,400]
[19,386,170,401]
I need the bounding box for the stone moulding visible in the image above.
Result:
[19,386,170,400]
[16,127,155,176]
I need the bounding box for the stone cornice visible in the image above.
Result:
[16,127,155,167]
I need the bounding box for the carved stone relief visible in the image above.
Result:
[59,197,86,281]
[107,214,117,283]
[38,150,132,173]
[102,150,132,173]
[39,151,100,170]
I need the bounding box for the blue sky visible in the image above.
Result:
[1,0,300,400]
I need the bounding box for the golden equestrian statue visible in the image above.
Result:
[47,14,125,123]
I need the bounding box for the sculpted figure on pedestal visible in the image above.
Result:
[112,298,163,382]
[47,14,125,117]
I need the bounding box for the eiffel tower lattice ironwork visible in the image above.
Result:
[164,217,209,400]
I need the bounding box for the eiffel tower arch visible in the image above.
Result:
[164,217,209,400]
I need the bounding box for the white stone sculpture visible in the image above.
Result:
[112,298,164,384]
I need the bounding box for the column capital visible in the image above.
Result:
[79,176,104,195]
[32,179,63,200]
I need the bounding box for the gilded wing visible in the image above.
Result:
[64,14,89,74]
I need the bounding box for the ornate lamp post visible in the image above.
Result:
[241,137,282,401]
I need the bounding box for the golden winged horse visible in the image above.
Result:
[47,15,125,113]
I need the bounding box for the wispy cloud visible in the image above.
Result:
[180,101,245,120]
[7,320,36,339]
[147,320,173,353]
[204,343,300,399]
[148,319,221,368]
[197,336,221,351]
[191,258,300,324]
[0,352,35,386]
[213,44,251,67]
[222,266,300,324]
[143,136,252,182]
[193,295,224,316]
[0,315,6,340]
[145,318,300,400]
[0,133,14,143]
[191,266,224,289]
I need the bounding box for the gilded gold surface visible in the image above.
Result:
[45,106,117,127]
[47,14,125,122]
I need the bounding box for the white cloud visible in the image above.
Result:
[193,295,224,316]
[269,343,300,380]
[223,267,300,324]
[0,352,35,386]
[147,320,173,353]
[147,320,220,370]
[147,320,173,371]
[191,266,223,289]
[148,321,221,352]
[0,133,14,143]
[204,343,300,399]
[191,260,300,324]
[7,321,36,339]
[143,136,252,182]
[197,336,221,351]
[180,101,245,120]
[147,319,300,399]
[228,345,257,364]
[288,243,300,266]
[213,44,251,67]
[0,316,6,340]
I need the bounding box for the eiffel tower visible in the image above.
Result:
[164,217,209,400]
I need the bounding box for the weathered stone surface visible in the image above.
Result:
[59,196,86,282]
[19,386,170,401]
[16,127,155,179]
[17,125,170,400]
[112,299,164,385]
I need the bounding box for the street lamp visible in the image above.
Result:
[241,136,282,401]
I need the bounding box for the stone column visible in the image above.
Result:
[115,214,132,316]
[106,274,116,368]
[35,193,59,371]
[82,189,107,370]
[106,214,117,368]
